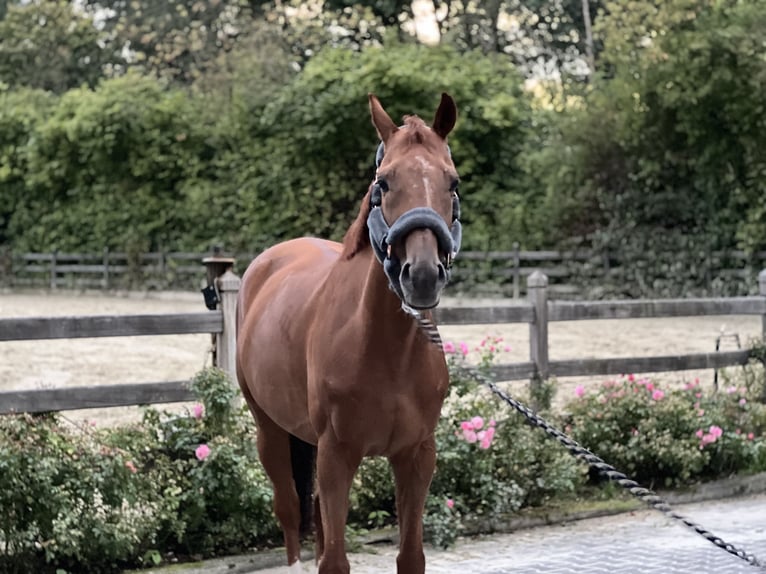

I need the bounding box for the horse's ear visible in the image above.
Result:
[432,92,457,140]
[368,93,398,144]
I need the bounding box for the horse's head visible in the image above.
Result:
[366,93,461,310]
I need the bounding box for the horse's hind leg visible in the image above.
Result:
[314,493,324,563]
[248,402,304,567]
[390,439,437,574]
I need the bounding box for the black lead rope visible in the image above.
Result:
[403,305,765,570]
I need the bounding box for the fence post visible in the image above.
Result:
[50,250,58,290]
[102,247,110,289]
[159,250,167,288]
[512,242,521,299]
[216,269,241,387]
[528,271,549,394]
[759,269,766,342]
[202,252,239,389]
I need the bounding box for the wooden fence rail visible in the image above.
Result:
[3,247,766,298]
[1,269,765,415]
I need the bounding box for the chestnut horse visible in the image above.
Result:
[236,93,462,574]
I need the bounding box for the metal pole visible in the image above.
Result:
[581,0,595,75]
[759,269,766,342]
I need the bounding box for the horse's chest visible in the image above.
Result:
[310,374,445,455]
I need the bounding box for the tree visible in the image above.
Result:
[12,74,216,252]
[228,42,534,251]
[0,1,120,92]
[324,0,412,31]
[319,0,606,79]
[0,88,56,245]
[80,0,264,83]
[523,0,766,294]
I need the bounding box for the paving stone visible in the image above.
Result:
[243,494,766,573]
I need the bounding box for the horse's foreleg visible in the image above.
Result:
[390,439,437,574]
[315,435,362,574]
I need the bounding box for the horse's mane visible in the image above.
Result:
[341,115,436,261]
[341,186,372,260]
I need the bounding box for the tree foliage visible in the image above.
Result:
[0,1,121,93]
[526,0,766,258]
[9,74,215,252]
[229,42,533,250]
[1,0,766,281]
[80,0,261,84]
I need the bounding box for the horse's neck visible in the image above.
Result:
[334,248,419,343]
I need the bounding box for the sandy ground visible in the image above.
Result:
[0,289,762,425]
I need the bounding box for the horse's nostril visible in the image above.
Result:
[437,262,446,283]
[400,262,411,283]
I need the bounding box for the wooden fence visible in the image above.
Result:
[1,267,765,415]
[3,247,766,298]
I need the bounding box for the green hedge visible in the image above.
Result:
[0,44,535,256]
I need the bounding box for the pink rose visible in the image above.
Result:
[446,499,454,509]
[480,427,496,449]
[709,425,723,438]
[459,342,469,356]
[463,430,478,443]
[471,416,484,430]
[574,385,585,398]
[125,461,138,474]
[195,444,211,461]
[193,403,205,419]
[460,420,474,431]
[651,390,665,401]
[443,341,456,354]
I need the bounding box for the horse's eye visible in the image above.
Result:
[377,178,389,193]
[449,179,459,193]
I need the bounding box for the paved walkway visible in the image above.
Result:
[253,494,766,573]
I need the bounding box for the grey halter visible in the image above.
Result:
[367,140,462,302]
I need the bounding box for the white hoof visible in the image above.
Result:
[287,560,304,573]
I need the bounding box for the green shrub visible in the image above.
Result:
[418,340,584,547]
[0,413,163,573]
[567,372,766,488]
[0,369,276,573]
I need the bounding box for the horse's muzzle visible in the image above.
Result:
[399,259,447,309]
[368,206,457,308]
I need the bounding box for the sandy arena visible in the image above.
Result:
[0,289,762,425]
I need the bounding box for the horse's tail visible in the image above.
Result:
[289,434,316,538]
